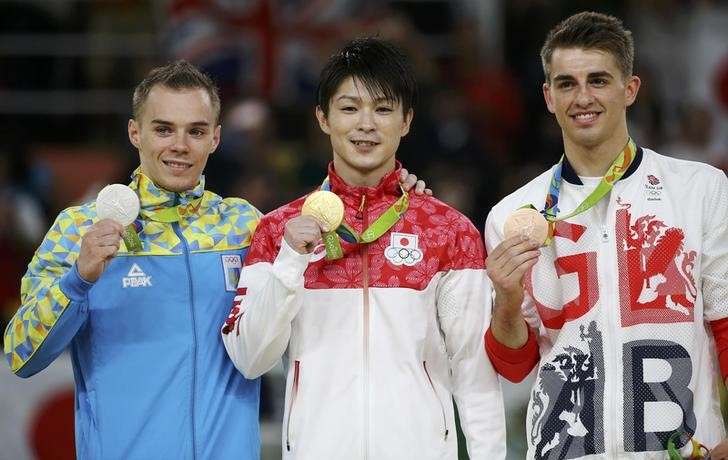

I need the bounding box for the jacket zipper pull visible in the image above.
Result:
[355,194,366,220]
[601,225,608,242]
[444,429,449,441]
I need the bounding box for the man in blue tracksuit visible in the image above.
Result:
[3,61,262,459]
[3,60,427,459]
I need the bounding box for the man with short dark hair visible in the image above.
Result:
[222,38,505,459]
[2,59,429,459]
[484,11,728,459]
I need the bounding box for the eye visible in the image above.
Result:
[155,126,172,135]
[590,78,608,87]
[340,106,357,112]
[189,128,206,137]
[376,106,394,114]
[557,81,575,90]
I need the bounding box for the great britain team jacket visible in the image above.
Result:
[222,164,506,460]
[485,147,728,459]
[4,169,262,459]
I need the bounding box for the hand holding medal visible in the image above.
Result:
[77,184,141,282]
[301,191,344,233]
[96,184,142,252]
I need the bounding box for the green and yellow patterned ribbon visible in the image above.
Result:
[320,179,408,260]
[528,138,637,245]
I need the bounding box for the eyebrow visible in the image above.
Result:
[150,119,211,127]
[336,94,392,104]
[553,71,614,82]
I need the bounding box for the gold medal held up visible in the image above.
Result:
[301,191,344,233]
[504,208,549,246]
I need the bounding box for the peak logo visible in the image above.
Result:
[122,263,152,288]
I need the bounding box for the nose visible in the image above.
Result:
[170,132,190,153]
[574,84,595,108]
[356,108,375,132]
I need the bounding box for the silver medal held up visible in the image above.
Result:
[96,184,142,251]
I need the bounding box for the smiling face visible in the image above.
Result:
[316,76,413,187]
[543,47,640,158]
[128,85,220,193]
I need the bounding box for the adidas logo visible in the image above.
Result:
[122,263,153,288]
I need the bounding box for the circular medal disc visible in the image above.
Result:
[96,184,140,227]
[503,208,549,246]
[301,191,344,233]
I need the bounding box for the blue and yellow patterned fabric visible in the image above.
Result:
[3,169,262,459]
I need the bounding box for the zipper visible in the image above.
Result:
[172,208,198,460]
[598,199,618,457]
[423,361,449,441]
[285,360,301,452]
[361,194,370,460]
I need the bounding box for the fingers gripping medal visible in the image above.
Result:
[301,191,345,259]
[96,184,142,252]
[503,207,549,247]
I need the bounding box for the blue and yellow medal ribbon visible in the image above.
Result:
[525,138,637,245]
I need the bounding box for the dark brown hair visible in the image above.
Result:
[541,11,634,81]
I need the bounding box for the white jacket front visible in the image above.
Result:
[223,167,505,460]
[485,148,728,459]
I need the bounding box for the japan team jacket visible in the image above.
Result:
[4,170,262,460]
[222,164,506,460]
[485,147,728,459]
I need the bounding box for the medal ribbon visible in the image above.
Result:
[667,431,709,459]
[536,138,637,244]
[139,197,203,223]
[320,178,408,260]
[121,197,203,252]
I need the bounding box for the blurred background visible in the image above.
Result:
[0,0,726,458]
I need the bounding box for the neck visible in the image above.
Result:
[563,130,630,177]
[332,158,395,187]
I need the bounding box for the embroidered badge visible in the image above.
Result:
[221,254,242,292]
[385,232,423,266]
[644,174,663,201]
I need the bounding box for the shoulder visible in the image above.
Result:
[642,148,726,185]
[252,195,307,239]
[51,201,97,235]
[638,149,727,207]
[410,195,479,235]
[35,201,96,260]
[206,192,263,219]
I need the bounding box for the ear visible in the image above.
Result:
[543,82,556,114]
[210,124,221,154]
[315,106,330,135]
[400,108,414,137]
[128,119,141,149]
[624,75,641,108]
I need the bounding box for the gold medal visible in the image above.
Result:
[504,208,549,246]
[301,191,344,232]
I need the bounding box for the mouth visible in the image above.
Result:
[350,139,380,152]
[570,111,601,126]
[162,159,193,172]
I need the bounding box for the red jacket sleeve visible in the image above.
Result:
[710,317,728,381]
[484,326,540,383]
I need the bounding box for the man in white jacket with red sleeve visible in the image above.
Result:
[222,37,505,459]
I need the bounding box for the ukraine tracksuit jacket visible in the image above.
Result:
[4,169,262,459]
